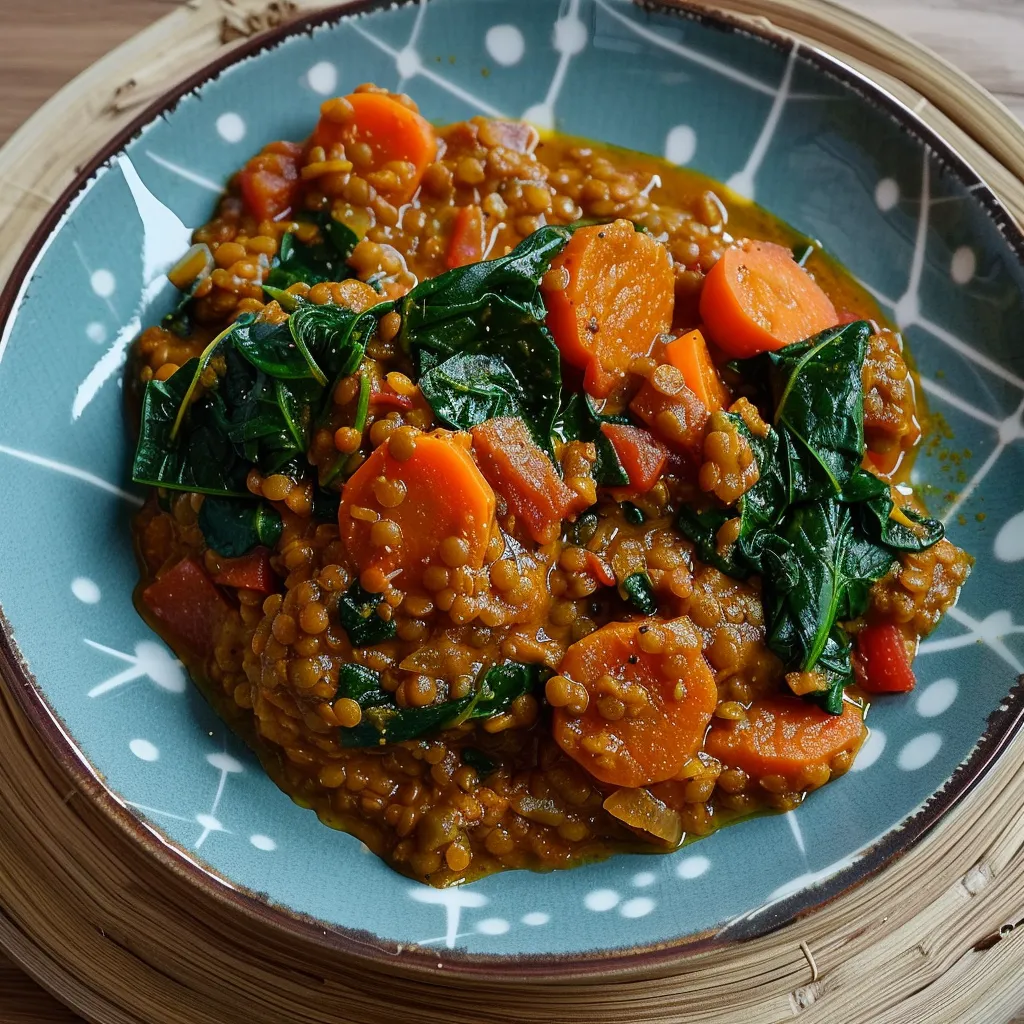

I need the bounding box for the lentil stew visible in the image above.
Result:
[127,85,972,886]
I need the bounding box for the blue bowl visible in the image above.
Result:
[1,0,1023,973]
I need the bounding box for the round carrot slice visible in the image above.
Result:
[699,240,838,358]
[313,93,437,204]
[552,618,717,788]
[542,219,675,399]
[704,696,866,785]
[339,430,495,590]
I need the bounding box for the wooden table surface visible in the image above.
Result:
[1,1,1023,1021]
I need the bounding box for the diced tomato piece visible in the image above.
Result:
[238,146,301,222]
[629,377,709,464]
[599,423,668,492]
[584,551,616,588]
[470,417,577,544]
[856,624,917,693]
[447,205,484,269]
[369,391,414,411]
[212,549,277,594]
[142,558,230,654]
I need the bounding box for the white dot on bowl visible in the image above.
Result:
[90,269,115,298]
[632,871,656,888]
[521,911,549,926]
[307,61,337,95]
[916,678,958,718]
[129,738,159,762]
[875,177,900,212]
[665,125,697,165]
[994,511,1024,562]
[206,752,244,774]
[554,15,588,55]
[71,577,101,604]
[584,888,620,912]
[396,46,421,79]
[195,813,223,831]
[485,24,525,66]
[216,112,246,143]
[676,855,710,880]
[850,727,887,771]
[620,897,655,918]
[250,834,276,851]
[951,246,977,285]
[522,102,554,130]
[476,917,510,935]
[86,321,106,344]
[898,732,942,771]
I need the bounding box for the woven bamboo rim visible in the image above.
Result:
[2,1,1024,1020]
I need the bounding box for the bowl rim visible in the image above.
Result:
[1,0,1023,981]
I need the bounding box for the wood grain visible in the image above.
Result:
[1,1,1022,1022]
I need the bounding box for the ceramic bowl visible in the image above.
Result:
[2,0,1023,973]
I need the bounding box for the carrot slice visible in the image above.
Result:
[542,219,675,399]
[447,205,484,269]
[704,697,865,783]
[212,549,277,593]
[552,618,718,788]
[629,376,708,464]
[700,240,838,358]
[856,624,917,693]
[339,430,495,589]
[313,93,437,204]
[470,417,577,545]
[142,558,230,654]
[599,423,668,492]
[238,143,302,223]
[664,329,729,412]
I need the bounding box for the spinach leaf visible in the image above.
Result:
[132,359,250,496]
[290,301,391,387]
[762,321,871,498]
[311,485,341,523]
[337,582,397,647]
[335,664,392,709]
[760,499,895,685]
[621,502,645,524]
[554,392,629,486]
[233,317,315,380]
[266,211,358,289]
[341,696,474,747]
[461,748,497,776]
[842,468,945,552]
[418,352,526,430]
[198,496,282,557]
[622,572,657,615]
[337,660,541,747]
[676,414,786,577]
[400,226,571,452]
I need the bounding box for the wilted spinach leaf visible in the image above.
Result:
[335,664,392,709]
[337,582,397,647]
[461,748,497,776]
[338,660,542,747]
[233,317,315,380]
[418,352,527,430]
[198,496,282,557]
[266,210,359,289]
[132,358,250,496]
[761,321,871,498]
[622,572,657,615]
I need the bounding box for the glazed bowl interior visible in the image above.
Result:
[1,0,1023,968]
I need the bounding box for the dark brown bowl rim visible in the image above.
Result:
[1,0,1023,983]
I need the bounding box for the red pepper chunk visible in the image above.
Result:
[238,141,303,223]
[447,205,484,269]
[599,423,668,492]
[212,549,277,594]
[142,558,230,655]
[856,624,917,693]
[470,417,577,545]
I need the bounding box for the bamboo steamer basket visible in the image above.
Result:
[1,1,1023,1021]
